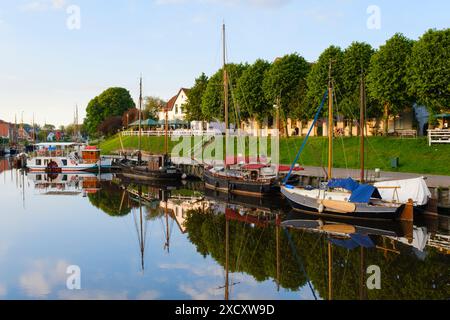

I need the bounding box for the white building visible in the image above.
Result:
[158,88,189,122]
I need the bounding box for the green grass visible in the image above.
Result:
[99,135,450,175]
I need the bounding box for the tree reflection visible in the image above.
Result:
[88,181,134,217]
[184,209,450,300]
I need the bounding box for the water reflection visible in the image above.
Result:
[0,165,448,300]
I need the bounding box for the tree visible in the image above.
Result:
[306,46,344,118]
[122,108,143,127]
[185,73,208,122]
[144,96,166,120]
[367,33,415,135]
[341,42,377,133]
[263,54,311,121]
[98,116,123,137]
[201,63,248,124]
[235,59,272,123]
[84,87,135,136]
[407,28,450,114]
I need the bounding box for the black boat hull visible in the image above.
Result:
[203,169,274,197]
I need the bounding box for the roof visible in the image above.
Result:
[130,119,159,126]
[35,142,81,147]
[163,88,190,112]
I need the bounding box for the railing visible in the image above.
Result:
[428,129,450,146]
[121,129,280,137]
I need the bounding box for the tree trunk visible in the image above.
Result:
[383,103,389,136]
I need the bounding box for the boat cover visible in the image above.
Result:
[328,234,375,250]
[374,177,431,206]
[327,178,381,203]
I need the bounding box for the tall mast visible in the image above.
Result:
[75,104,79,143]
[225,212,229,301]
[359,73,366,183]
[222,23,228,166]
[165,101,169,158]
[327,61,333,180]
[138,75,143,165]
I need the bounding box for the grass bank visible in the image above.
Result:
[99,135,450,176]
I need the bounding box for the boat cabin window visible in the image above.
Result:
[62,175,68,181]
[44,159,49,165]
[250,170,259,180]
[36,175,42,181]
[36,159,42,166]
[62,159,68,166]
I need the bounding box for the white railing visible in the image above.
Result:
[120,129,280,137]
[428,129,450,146]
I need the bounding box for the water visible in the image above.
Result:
[0,158,449,300]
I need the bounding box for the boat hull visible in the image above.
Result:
[203,169,274,198]
[119,164,182,181]
[281,186,403,221]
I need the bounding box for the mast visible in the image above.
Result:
[359,73,366,183]
[222,23,228,167]
[138,75,143,165]
[165,101,169,159]
[225,211,229,300]
[328,241,333,300]
[327,61,333,180]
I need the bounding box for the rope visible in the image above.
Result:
[283,227,318,300]
[283,90,328,185]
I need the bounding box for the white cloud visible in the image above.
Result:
[58,290,129,300]
[19,0,66,12]
[136,290,161,300]
[19,259,70,298]
[0,284,7,297]
[154,0,291,8]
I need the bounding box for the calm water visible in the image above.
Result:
[0,158,449,300]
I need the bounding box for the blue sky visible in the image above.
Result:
[0,0,448,126]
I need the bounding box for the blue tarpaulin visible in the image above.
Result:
[329,233,375,250]
[327,178,381,203]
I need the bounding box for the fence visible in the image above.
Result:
[428,129,450,146]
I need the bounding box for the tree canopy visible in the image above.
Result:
[201,63,248,125]
[144,96,166,120]
[84,87,135,136]
[306,46,344,117]
[407,28,450,114]
[263,53,311,119]
[367,33,415,125]
[236,59,272,123]
[185,73,209,122]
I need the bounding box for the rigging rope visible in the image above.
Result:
[283,228,318,300]
[283,90,328,185]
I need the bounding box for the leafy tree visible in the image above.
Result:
[144,96,166,120]
[185,73,209,122]
[236,59,272,123]
[98,116,123,137]
[306,46,344,118]
[263,53,311,120]
[84,87,135,136]
[367,33,415,135]
[340,42,377,134]
[122,108,143,127]
[201,63,249,125]
[407,28,450,114]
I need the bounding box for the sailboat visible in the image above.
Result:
[203,24,278,198]
[119,76,184,181]
[281,66,405,220]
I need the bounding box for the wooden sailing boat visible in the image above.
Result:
[119,76,183,181]
[281,66,404,220]
[203,24,277,198]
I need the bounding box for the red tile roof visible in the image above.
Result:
[163,88,190,111]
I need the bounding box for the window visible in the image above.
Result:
[175,104,178,114]
[36,175,42,181]
[62,159,67,166]
[36,159,42,166]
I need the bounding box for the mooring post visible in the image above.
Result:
[398,198,414,222]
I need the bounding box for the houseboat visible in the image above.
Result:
[26,143,111,172]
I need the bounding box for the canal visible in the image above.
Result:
[0,158,448,300]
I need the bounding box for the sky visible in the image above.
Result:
[0,0,448,126]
